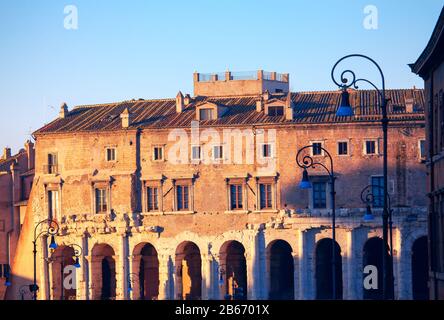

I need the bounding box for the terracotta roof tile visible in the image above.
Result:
[34,89,425,135]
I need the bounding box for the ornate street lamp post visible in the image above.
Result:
[331,54,394,299]
[296,145,337,299]
[32,219,59,300]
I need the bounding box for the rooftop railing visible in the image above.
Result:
[196,70,288,82]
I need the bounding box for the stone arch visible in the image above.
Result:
[175,241,202,300]
[315,238,343,300]
[362,236,393,300]
[411,235,429,300]
[132,242,159,300]
[91,243,116,300]
[50,245,76,300]
[219,240,247,300]
[266,239,294,300]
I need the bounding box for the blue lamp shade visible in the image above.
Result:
[49,235,57,250]
[5,278,11,287]
[336,89,354,117]
[74,257,81,269]
[299,169,312,189]
[363,205,374,221]
[128,283,133,292]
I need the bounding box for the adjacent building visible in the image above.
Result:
[411,6,444,300]
[7,70,428,300]
[0,143,35,299]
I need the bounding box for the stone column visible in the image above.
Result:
[299,229,316,300]
[395,228,411,300]
[246,229,260,300]
[345,227,368,300]
[201,253,213,300]
[128,254,141,300]
[115,234,128,300]
[85,255,94,300]
[158,254,173,300]
[293,252,300,300]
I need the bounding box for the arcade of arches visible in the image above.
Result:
[42,228,428,300]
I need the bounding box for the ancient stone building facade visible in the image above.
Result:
[411,6,444,300]
[0,142,35,299]
[7,71,428,300]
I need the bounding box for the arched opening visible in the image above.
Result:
[315,238,343,300]
[267,240,294,300]
[50,246,77,300]
[91,244,116,300]
[219,241,247,300]
[412,236,429,300]
[134,243,159,300]
[175,241,202,300]
[362,237,393,300]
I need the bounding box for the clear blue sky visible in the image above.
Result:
[0,0,442,153]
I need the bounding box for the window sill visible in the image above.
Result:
[224,210,249,214]
[163,211,196,215]
[252,209,279,214]
[142,211,164,216]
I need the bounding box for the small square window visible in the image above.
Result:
[106,148,116,162]
[213,145,223,160]
[153,146,164,161]
[192,146,202,161]
[338,142,348,155]
[199,108,214,121]
[262,144,272,158]
[268,106,284,116]
[312,142,323,156]
[365,140,377,155]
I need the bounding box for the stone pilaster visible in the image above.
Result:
[158,254,173,300]
[299,229,316,300]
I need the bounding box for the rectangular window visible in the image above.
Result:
[313,182,327,209]
[153,146,164,161]
[365,140,377,155]
[106,148,116,162]
[268,106,284,116]
[312,142,323,156]
[262,144,272,158]
[147,187,159,211]
[230,185,243,210]
[371,176,384,208]
[95,188,108,214]
[48,190,60,220]
[47,153,58,174]
[259,183,273,209]
[176,185,189,211]
[338,141,348,155]
[419,140,426,160]
[213,145,223,160]
[199,108,214,121]
[192,146,202,161]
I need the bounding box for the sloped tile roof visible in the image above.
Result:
[34,89,425,135]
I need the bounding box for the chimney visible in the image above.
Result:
[59,103,69,119]
[262,90,270,101]
[184,94,192,106]
[2,147,11,160]
[120,108,131,128]
[256,97,263,112]
[405,97,414,113]
[285,93,294,120]
[176,91,184,113]
[25,140,35,170]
